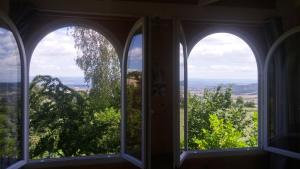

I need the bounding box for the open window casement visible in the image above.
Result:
[121,18,150,169]
[264,26,300,159]
[0,12,29,169]
[173,20,188,167]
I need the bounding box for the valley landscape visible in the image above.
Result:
[184,79,258,105]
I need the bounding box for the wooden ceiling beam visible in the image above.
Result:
[198,0,221,6]
[30,0,277,23]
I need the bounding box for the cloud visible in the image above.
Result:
[0,28,21,82]
[30,27,85,78]
[127,34,143,71]
[188,33,257,80]
[127,47,143,71]
[128,47,142,61]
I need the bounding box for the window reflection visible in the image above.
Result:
[0,27,22,167]
[179,43,185,150]
[268,32,300,153]
[125,33,143,160]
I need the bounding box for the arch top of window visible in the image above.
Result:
[30,26,121,80]
[186,31,262,69]
[26,20,123,62]
[188,32,258,76]
[0,12,28,169]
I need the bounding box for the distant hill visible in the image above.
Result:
[185,79,257,95]
[30,76,89,90]
[0,82,21,91]
[231,83,257,95]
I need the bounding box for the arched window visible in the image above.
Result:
[0,14,28,169]
[183,33,258,151]
[124,32,143,160]
[0,25,23,169]
[29,26,121,159]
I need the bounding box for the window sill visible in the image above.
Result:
[178,148,268,169]
[24,154,127,169]
[179,148,265,166]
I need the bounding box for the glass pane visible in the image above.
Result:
[0,26,22,168]
[125,33,143,160]
[179,43,185,150]
[268,32,300,153]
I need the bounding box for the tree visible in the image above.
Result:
[29,75,121,158]
[193,114,246,150]
[244,101,256,108]
[235,96,244,106]
[245,111,258,147]
[125,72,143,157]
[70,27,122,154]
[188,86,258,150]
[69,27,122,154]
[188,87,233,148]
[0,97,19,158]
[30,75,87,158]
[70,27,121,111]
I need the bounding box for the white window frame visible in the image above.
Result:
[0,11,29,169]
[121,17,151,169]
[263,26,300,160]
[173,20,189,167]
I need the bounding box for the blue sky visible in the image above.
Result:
[30,28,257,82]
[127,34,143,72]
[0,28,21,83]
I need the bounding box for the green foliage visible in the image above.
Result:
[235,96,244,106]
[246,111,258,147]
[30,75,86,158]
[29,76,120,158]
[87,107,121,154]
[188,87,233,148]
[194,114,246,149]
[70,27,121,111]
[188,86,258,150]
[0,97,20,158]
[125,74,142,157]
[244,101,256,108]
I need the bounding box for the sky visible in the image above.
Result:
[127,34,143,72]
[0,28,21,83]
[30,28,257,83]
[31,27,84,78]
[186,33,257,80]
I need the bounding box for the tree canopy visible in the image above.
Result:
[188,86,258,150]
[29,75,120,158]
[70,27,121,111]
